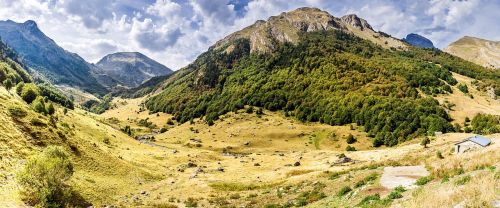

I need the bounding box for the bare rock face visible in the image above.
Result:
[214,7,404,54]
[340,14,373,31]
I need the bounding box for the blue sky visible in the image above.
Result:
[0,0,498,69]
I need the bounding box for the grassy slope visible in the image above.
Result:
[0,87,168,206]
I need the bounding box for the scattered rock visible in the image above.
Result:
[172,150,178,154]
[140,190,147,195]
[254,163,261,166]
[217,167,225,172]
[294,162,301,166]
[244,141,250,146]
[187,162,197,168]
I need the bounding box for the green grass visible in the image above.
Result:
[209,181,283,191]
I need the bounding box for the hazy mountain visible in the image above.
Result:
[96,52,172,88]
[143,7,499,147]
[403,33,435,48]
[444,36,500,69]
[0,20,108,95]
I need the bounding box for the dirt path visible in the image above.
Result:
[380,166,429,189]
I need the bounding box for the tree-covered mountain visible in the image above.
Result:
[96,52,172,88]
[0,20,108,95]
[141,8,499,147]
[403,33,435,48]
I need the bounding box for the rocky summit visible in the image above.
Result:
[403,33,435,48]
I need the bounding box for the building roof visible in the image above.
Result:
[455,135,491,147]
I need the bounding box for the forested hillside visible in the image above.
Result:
[145,28,499,147]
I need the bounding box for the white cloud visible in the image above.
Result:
[0,0,498,69]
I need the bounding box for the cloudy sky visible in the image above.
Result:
[0,0,498,70]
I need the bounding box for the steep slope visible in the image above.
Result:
[0,20,108,95]
[444,36,500,69]
[403,33,435,48]
[143,7,499,147]
[96,52,172,88]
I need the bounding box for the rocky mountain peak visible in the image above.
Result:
[340,14,373,31]
[403,33,435,48]
[214,7,406,54]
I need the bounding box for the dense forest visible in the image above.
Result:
[145,30,499,146]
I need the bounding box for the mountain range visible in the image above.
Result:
[0,20,172,98]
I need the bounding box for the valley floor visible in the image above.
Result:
[0,85,499,207]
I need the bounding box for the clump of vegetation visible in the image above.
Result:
[346,145,356,151]
[81,94,112,114]
[337,186,352,196]
[122,125,132,136]
[454,175,471,186]
[295,189,326,206]
[20,83,40,104]
[184,197,198,207]
[470,113,499,134]
[138,118,157,129]
[345,133,357,144]
[8,106,27,118]
[415,176,433,186]
[457,83,469,94]
[16,146,75,207]
[354,173,379,188]
[420,137,430,148]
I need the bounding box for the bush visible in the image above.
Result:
[3,78,13,91]
[420,137,430,148]
[345,134,356,144]
[337,186,352,196]
[46,102,55,115]
[32,96,47,114]
[16,146,74,207]
[471,114,500,134]
[387,191,402,199]
[457,83,468,94]
[8,106,27,118]
[454,175,471,186]
[346,145,356,151]
[415,176,433,186]
[21,83,39,104]
[16,81,24,95]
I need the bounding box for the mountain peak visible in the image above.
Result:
[403,33,435,48]
[22,20,37,27]
[340,14,373,31]
[214,7,405,53]
[96,52,172,88]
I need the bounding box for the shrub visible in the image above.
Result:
[337,186,352,196]
[46,102,55,115]
[30,118,46,126]
[16,146,74,207]
[246,106,254,114]
[387,190,402,199]
[471,114,500,134]
[420,137,430,148]
[345,134,356,144]
[394,185,406,192]
[21,83,40,104]
[8,106,27,118]
[358,194,380,206]
[415,176,433,186]
[457,83,468,94]
[346,145,356,151]
[454,175,471,186]
[16,81,24,95]
[436,151,444,159]
[3,78,13,91]
[184,197,198,207]
[166,118,174,125]
[32,96,47,114]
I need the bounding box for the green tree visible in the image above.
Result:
[32,96,46,114]
[21,83,39,104]
[16,146,74,207]
[3,78,13,91]
[46,102,55,115]
[420,137,430,148]
[16,81,24,95]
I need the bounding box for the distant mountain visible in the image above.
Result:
[0,20,108,95]
[96,52,172,88]
[403,33,435,48]
[444,36,500,69]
